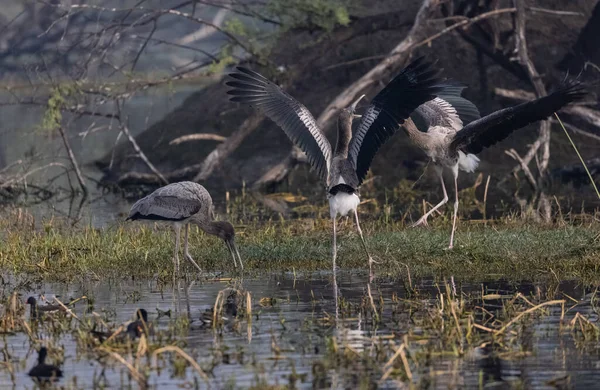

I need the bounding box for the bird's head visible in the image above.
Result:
[340,94,365,119]
[212,221,235,242]
[26,296,37,305]
[212,221,243,270]
[135,308,148,323]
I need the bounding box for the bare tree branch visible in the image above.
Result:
[169,133,227,145]
[193,114,263,182]
[116,102,168,185]
[514,0,551,221]
[58,126,88,195]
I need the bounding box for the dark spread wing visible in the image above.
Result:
[451,81,586,155]
[348,57,445,184]
[127,195,201,222]
[411,81,480,132]
[226,67,332,182]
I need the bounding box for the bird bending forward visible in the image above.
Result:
[226,57,445,273]
[406,81,586,248]
[127,181,242,275]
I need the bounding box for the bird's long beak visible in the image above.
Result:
[226,239,243,270]
[349,94,365,112]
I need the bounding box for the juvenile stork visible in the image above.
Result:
[127,181,243,275]
[406,81,586,248]
[226,57,444,271]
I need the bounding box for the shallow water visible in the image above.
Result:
[1,273,600,389]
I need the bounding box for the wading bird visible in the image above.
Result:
[28,347,62,383]
[406,81,586,248]
[127,181,243,275]
[226,58,444,272]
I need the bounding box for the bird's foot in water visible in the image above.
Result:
[411,217,429,228]
[444,244,454,251]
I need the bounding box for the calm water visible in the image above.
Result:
[2,272,600,389]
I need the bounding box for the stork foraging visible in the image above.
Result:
[127,181,243,275]
[226,57,444,272]
[406,81,586,249]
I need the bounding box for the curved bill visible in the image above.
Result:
[349,94,366,111]
[349,94,365,118]
[226,239,244,270]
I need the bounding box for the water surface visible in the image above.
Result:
[2,273,599,389]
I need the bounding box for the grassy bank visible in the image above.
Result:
[1,212,599,283]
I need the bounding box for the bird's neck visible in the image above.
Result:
[402,118,430,148]
[335,116,352,158]
[198,221,221,237]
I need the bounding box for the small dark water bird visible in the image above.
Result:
[26,297,65,320]
[226,57,445,272]
[127,181,242,275]
[405,81,586,248]
[125,308,149,338]
[91,308,149,342]
[28,347,62,382]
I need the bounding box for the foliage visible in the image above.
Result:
[266,0,352,32]
[40,84,79,132]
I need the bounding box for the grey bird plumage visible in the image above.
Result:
[405,81,586,248]
[127,181,242,274]
[226,57,445,273]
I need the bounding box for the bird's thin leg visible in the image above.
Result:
[354,209,377,277]
[184,224,203,273]
[448,167,459,249]
[174,224,181,277]
[332,216,338,273]
[412,166,447,227]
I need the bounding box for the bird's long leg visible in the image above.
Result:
[412,166,447,227]
[354,209,376,278]
[448,166,459,249]
[174,224,181,277]
[183,224,203,273]
[332,216,338,273]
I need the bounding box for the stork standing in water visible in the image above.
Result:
[127,181,243,275]
[226,58,444,272]
[406,81,586,248]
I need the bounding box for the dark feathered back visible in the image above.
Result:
[348,57,445,184]
[451,81,587,154]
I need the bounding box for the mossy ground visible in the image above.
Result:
[1,209,599,283]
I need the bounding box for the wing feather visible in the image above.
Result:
[348,57,445,184]
[128,195,201,222]
[226,67,332,181]
[411,82,480,132]
[451,81,586,155]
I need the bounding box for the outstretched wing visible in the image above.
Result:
[451,81,586,155]
[348,57,445,185]
[226,67,332,182]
